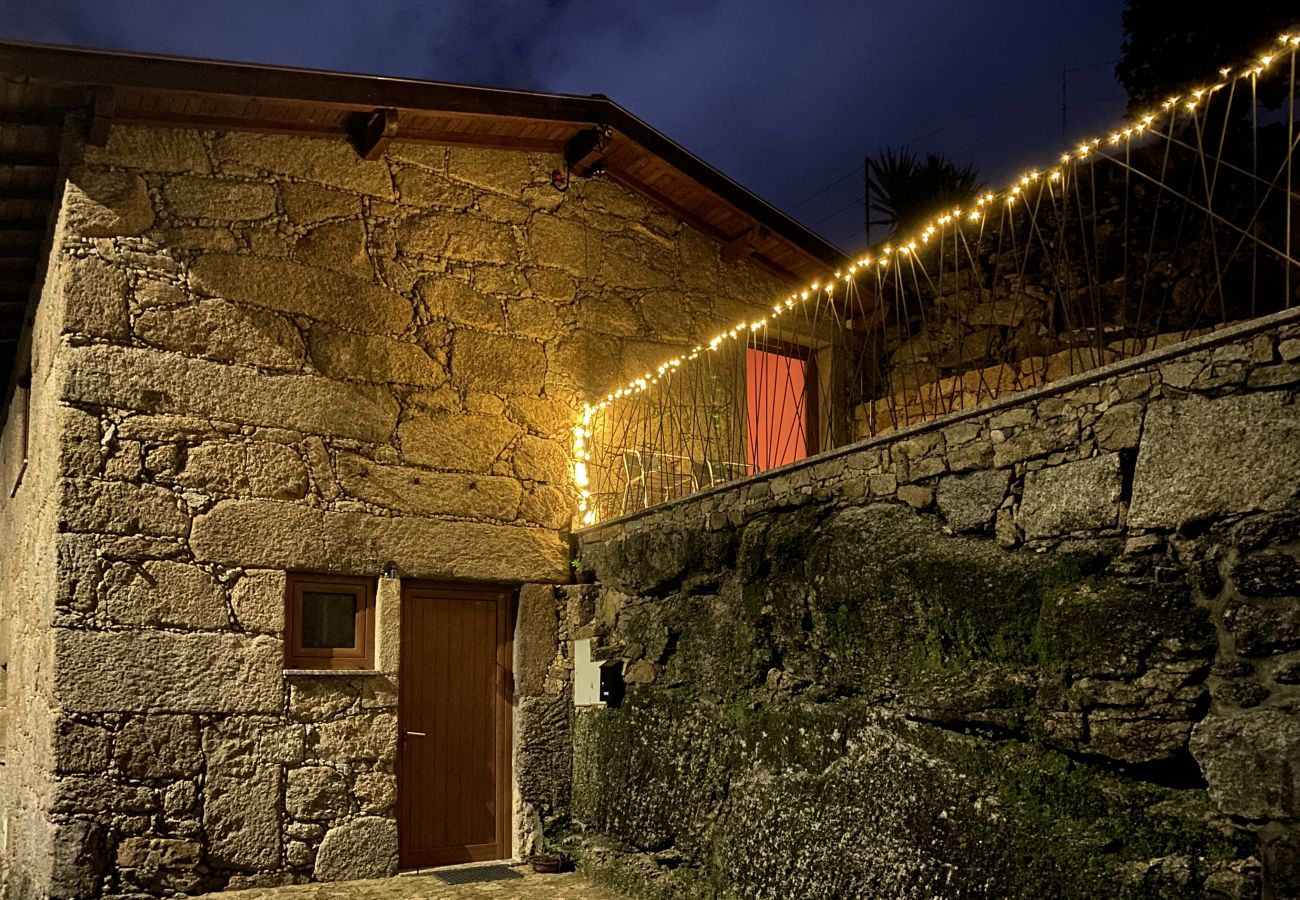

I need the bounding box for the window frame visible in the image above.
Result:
[284,572,376,670]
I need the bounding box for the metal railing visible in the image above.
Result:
[575,34,1300,527]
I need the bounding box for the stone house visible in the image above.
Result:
[0,40,846,898]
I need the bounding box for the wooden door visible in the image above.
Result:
[398,581,514,869]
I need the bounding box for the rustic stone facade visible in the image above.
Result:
[563,310,1300,898]
[0,119,790,899]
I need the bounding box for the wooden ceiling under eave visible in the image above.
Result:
[0,74,80,385]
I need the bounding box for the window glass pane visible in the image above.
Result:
[301,591,357,649]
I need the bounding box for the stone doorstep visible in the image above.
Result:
[195,870,624,899]
[399,858,522,876]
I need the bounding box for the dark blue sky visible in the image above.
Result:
[0,0,1129,252]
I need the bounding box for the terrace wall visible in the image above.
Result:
[567,309,1300,898]
[0,119,790,899]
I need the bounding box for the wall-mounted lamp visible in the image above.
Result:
[381,561,399,580]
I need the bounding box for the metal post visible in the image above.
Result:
[863,155,871,247]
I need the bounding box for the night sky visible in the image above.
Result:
[0,0,1130,253]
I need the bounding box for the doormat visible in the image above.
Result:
[433,864,524,885]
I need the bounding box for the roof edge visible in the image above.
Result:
[0,38,849,273]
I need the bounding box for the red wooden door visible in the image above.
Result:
[398,581,513,869]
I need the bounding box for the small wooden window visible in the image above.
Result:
[285,573,376,670]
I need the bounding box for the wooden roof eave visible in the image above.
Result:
[0,39,851,284]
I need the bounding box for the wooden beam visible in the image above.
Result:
[0,107,65,127]
[0,152,58,169]
[111,108,569,153]
[0,229,42,248]
[87,86,115,146]
[721,226,770,263]
[0,216,47,229]
[0,257,36,275]
[565,128,609,177]
[0,189,55,202]
[348,107,398,161]
[0,41,606,126]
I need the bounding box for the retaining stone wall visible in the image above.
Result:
[0,119,790,899]
[568,310,1300,898]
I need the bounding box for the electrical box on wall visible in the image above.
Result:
[573,639,625,708]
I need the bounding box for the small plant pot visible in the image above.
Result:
[530,854,563,874]
[573,568,595,585]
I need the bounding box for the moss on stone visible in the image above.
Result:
[1034,576,1211,678]
[894,721,1251,896]
[569,500,1244,898]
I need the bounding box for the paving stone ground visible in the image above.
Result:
[198,869,626,900]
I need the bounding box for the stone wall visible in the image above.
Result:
[0,200,70,898]
[0,119,792,899]
[568,309,1300,898]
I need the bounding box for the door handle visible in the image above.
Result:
[405,731,426,737]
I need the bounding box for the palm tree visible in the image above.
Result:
[866,147,981,239]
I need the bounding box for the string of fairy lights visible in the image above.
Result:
[572,31,1300,528]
